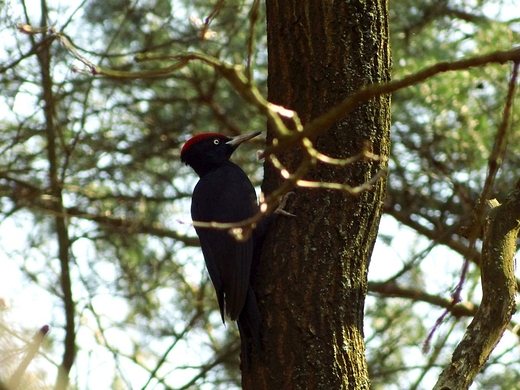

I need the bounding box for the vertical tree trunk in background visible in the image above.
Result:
[36,5,76,389]
[243,1,391,389]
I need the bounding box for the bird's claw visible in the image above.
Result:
[275,192,296,217]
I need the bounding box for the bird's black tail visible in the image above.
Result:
[237,287,261,366]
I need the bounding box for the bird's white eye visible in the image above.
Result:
[213,139,220,145]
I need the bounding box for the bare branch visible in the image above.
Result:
[369,282,476,317]
[296,168,387,194]
[301,137,383,166]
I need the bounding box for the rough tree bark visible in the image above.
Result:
[242,1,391,389]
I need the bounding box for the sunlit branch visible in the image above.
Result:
[16,24,51,34]
[137,52,302,140]
[22,26,192,78]
[267,154,303,182]
[192,156,311,241]
[301,137,383,166]
[296,168,387,194]
[6,325,50,390]
[270,138,387,195]
[193,149,385,239]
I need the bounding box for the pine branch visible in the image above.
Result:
[433,190,520,389]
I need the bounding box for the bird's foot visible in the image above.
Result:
[275,192,296,217]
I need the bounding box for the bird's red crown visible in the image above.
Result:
[181,133,227,155]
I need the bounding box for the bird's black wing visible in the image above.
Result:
[191,162,258,321]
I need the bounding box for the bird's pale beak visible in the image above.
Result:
[226,132,261,146]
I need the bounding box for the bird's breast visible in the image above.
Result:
[191,163,258,223]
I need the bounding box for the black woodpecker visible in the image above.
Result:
[181,132,263,364]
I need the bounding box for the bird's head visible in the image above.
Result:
[181,132,261,177]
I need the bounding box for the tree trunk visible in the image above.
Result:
[242,1,391,389]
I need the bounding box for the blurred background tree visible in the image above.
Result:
[0,0,518,389]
